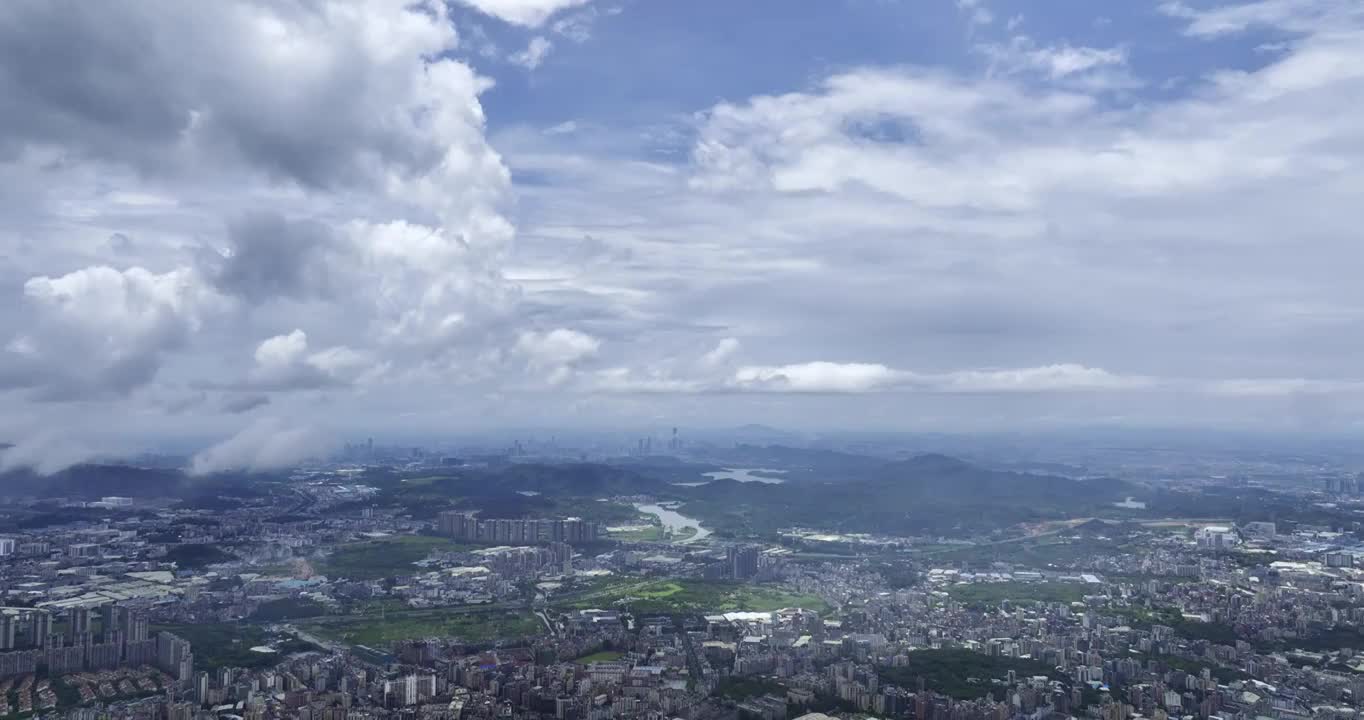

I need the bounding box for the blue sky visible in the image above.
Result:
[2,0,1364,470]
[469,0,1285,128]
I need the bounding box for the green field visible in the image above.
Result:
[575,651,625,664]
[879,649,1064,700]
[301,609,542,648]
[718,676,787,701]
[946,582,1091,607]
[606,524,663,542]
[558,579,829,614]
[152,624,320,671]
[252,597,329,621]
[317,535,473,580]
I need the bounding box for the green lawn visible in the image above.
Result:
[879,649,1064,700]
[558,579,829,615]
[607,525,663,542]
[252,597,329,621]
[930,539,1117,567]
[946,581,1091,607]
[164,543,236,569]
[301,609,542,648]
[317,535,472,580]
[575,651,625,664]
[152,624,320,671]
[719,676,787,700]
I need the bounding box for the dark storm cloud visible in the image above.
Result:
[221,393,271,414]
[0,1,452,189]
[0,2,193,166]
[211,212,338,303]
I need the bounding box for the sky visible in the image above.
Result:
[2,0,1364,471]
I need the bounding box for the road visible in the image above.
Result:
[535,609,558,637]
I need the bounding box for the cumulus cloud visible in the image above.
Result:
[514,328,600,383]
[0,0,521,408]
[456,0,591,27]
[189,418,336,475]
[1,266,218,399]
[0,1,495,190]
[245,330,372,391]
[6,0,1364,433]
[700,338,741,368]
[516,328,601,366]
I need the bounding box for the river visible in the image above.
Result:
[634,502,711,543]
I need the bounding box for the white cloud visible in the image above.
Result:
[1202,378,1364,396]
[6,0,1364,433]
[1014,42,1127,79]
[956,0,994,28]
[722,362,1147,395]
[0,0,522,408]
[511,36,554,70]
[246,330,373,391]
[515,328,601,367]
[456,0,591,27]
[935,364,1152,393]
[732,362,908,393]
[0,432,101,475]
[1,266,219,399]
[700,338,741,368]
[189,418,336,475]
[1160,0,1364,37]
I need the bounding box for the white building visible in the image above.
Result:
[1196,526,1240,550]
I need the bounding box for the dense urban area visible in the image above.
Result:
[5,432,1364,720]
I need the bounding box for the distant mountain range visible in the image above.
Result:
[0,463,185,498]
[0,447,1140,538]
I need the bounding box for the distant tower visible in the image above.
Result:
[366,437,374,457]
[671,427,679,451]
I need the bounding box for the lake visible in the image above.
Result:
[635,502,711,543]
[699,467,788,484]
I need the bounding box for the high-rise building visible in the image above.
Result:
[0,615,15,650]
[123,610,149,643]
[156,631,193,683]
[549,542,573,574]
[436,512,599,546]
[68,607,91,636]
[195,671,211,705]
[31,611,52,649]
[728,545,760,581]
[101,605,126,644]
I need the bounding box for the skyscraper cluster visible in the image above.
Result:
[0,605,183,681]
[435,512,599,545]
